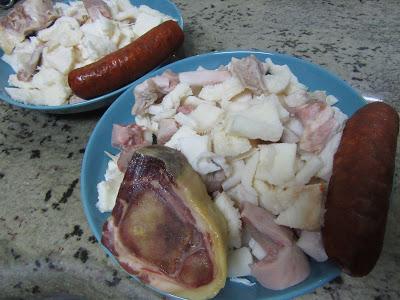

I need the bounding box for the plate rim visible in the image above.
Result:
[80,49,365,299]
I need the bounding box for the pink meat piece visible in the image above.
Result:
[250,244,311,290]
[296,231,328,262]
[294,100,338,153]
[0,0,57,54]
[111,124,150,172]
[178,70,231,86]
[16,43,44,81]
[176,104,195,115]
[241,203,310,290]
[156,118,178,145]
[132,70,179,115]
[83,0,112,20]
[241,202,293,247]
[230,55,267,95]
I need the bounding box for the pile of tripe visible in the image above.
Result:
[2,0,172,106]
[97,55,347,279]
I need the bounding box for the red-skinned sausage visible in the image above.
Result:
[322,102,399,276]
[68,20,184,99]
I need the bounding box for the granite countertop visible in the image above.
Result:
[0,0,399,299]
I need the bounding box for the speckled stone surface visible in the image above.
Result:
[0,0,399,299]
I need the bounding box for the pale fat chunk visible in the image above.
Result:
[275,183,325,231]
[295,155,323,185]
[228,247,253,277]
[241,151,259,196]
[164,126,197,149]
[212,127,251,157]
[97,158,124,213]
[226,101,283,142]
[189,103,223,131]
[133,13,162,36]
[178,135,220,175]
[42,46,75,74]
[37,17,83,48]
[161,83,193,110]
[255,143,297,185]
[214,192,242,249]
[226,183,258,206]
[198,76,245,102]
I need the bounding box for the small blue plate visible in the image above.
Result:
[81,50,366,299]
[0,0,183,114]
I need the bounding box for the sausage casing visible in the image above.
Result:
[322,102,399,276]
[68,20,184,99]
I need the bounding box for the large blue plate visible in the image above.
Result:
[81,50,366,299]
[0,0,183,114]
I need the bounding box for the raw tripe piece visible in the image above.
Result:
[214,192,242,249]
[226,100,283,142]
[255,143,296,186]
[212,127,251,158]
[227,247,253,277]
[275,183,325,231]
[198,76,245,102]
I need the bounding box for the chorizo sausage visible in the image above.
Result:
[68,20,184,99]
[322,102,399,276]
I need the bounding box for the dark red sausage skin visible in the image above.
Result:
[322,102,399,276]
[68,20,184,99]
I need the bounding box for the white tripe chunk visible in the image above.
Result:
[164,126,197,149]
[161,83,192,110]
[183,95,216,108]
[54,1,88,23]
[5,84,69,106]
[79,18,118,61]
[255,143,297,186]
[214,192,242,249]
[226,183,258,206]
[284,89,310,107]
[249,238,267,260]
[96,157,124,213]
[189,103,223,131]
[317,131,343,181]
[135,115,158,132]
[174,112,197,129]
[295,155,323,185]
[198,76,244,102]
[286,118,304,137]
[253,180,297,215]
[268,94,290,122]
[326,95,339,106]
[275,183,324,231]
[212,127,251,157]
[2,37,41,73]
[241,151,259,195]
[227,247,253,277]
[37,17,83,48]
[118,23,137,47]
[222,160,245,191]
[42,46,75,74]
[139,4,172,20]
[226,101,283,142]
[264,63,291,94]
[178,135,220,175]
[133,13,162,36]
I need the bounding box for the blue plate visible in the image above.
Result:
[81,50,366,299]
[0,0,183,114]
